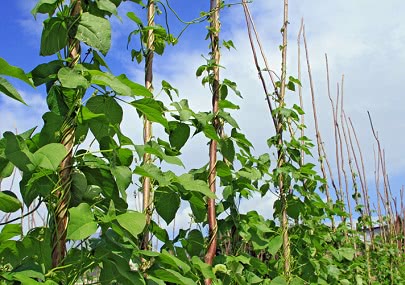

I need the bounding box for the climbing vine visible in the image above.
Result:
[0,1,404,285]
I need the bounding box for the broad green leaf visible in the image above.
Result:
[32,143,67,171]
[40,17,68,56]
[0,77,26,104]
[0,157,14,178]
[270,276,287,285]
[0,224,21,242]
[21,170,57,206]
[219,111,239,129]
[185,230,204,257]
[151,269,196,285]
[339,247,355,261]
[169,122,190,150]
[134,164,171,186]
[268,235,283,255]
[290,277,305,285]
[131,98,168,128]
[75,12,111,55]
[0,57,32,86]
[96,0,118,16]
[77,105,105,123]
[175,174,216,199]
[67,203,98,240]
[191,256,215,279]
[160,249,191,273]
[31,0,60,17]
[92,50,111,72]
[57,67,89,89]
[89,70,131,95]
[111,166,132,199]
[203,124,220,141]
[116,211,146,238]
[127,11,143,25]
[86,95,123,140]
[219,99,239,110]
[30,60,64,86]
[116,74,153,97]
[71,170,87,206]
[216,161,232,177]
[0,191,22,213]
[4,132,35,172]
[219,138,235,162]
[155,187,179,224]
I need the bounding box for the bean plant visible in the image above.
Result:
[0,0,403,284]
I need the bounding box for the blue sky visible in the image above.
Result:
[1,1,405,226]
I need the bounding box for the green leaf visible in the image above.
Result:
[339,247,355,261]
[0,224,22,242]
[169,122,190,150]
[32,143,67,171]
[216,161,232,177]
[116,211,146,238]
[57,66,89,89]
[75,12,111,55]
[151,269,196,285]
[86,96,123,140]
[40,17,68,56]
[268,235,283,255]
[219,99,239,110]
[270,276,287,285]
[290,277,305,285]
[67,203,98,240]
[175,174,216,199]
[220,138,235,162]
[31,0,60,17]
[116,74,153,97]
[160,249,191,273]
[96,0,118,16]
[30,60,64,86]
[155,187,180,224]
[0,77,26,104]
[4,132,35,172]
[0,57,32,86]
[131,98,169,128]
[191,256,215,279]
[89,70,131,95]
[134,164,171,186]
[111,166,132,199]
[0,191,22,213]
[161,80,179,101]
[185,230,204,257]
[203,125,220,141]
[127,12,143,25]
[219,111,239,129]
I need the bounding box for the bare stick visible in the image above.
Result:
[297,18,304,165]
[303,30,333,225]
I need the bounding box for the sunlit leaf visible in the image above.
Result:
[75,12,111,55]
[67,203,98,240]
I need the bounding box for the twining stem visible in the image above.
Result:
[278,0,291,279]
[204,0,220,284]
[142,0,155,250]
[51,0,81,268]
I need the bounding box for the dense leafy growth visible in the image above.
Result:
[0,0,404,285]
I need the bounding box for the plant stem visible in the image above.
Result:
[142,0,155,250]
[51,0,81,268]
[278,0,291,279]
[204,0,220,284]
